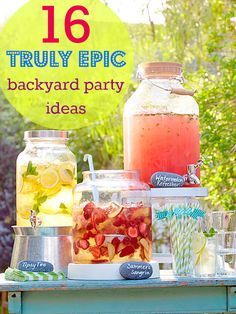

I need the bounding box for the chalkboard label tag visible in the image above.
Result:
[119,262,153,280]
[18,260,54,272]
[151,172,184,188]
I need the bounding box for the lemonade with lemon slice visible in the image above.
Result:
[193,232,216,276]
[17,161,76,226]
[16,130,77,227]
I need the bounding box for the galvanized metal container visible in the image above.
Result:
[11,226,72,275]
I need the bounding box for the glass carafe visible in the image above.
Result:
[124,62,200,186]
[16,130,77,226]
[72,170,152,264]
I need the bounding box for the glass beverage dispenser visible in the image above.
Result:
[16,130,77,226]
[123,62,200,185]
[72,170,152,264]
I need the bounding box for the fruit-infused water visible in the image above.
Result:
[16,130,77,227]
[124,113,200,185]
[17,161,76,226]
[193,233,216,277]
[72,201,152,264]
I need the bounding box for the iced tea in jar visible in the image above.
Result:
[124,62,200,185]
[72,170,152,264]
[16,130,77,226]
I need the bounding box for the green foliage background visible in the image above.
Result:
[0,0,235,213]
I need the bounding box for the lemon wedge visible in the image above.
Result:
[40,167,59,189]
[193,232,207,265]
[192,232,207,254]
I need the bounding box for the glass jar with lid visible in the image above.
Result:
[124,62,200,186]
[72,170,152,264]
[16,130,77,227]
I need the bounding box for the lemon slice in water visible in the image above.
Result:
[59,162,74,184]
[40,167,59,189]
[193,232,207,265]
[193,232,206,254]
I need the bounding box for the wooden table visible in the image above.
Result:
[1,271,236,314]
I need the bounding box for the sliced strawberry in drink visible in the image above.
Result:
[83,232,90,240]
[128,226,138,238]
[86,223,93,230]
[113,217,122,227]
[89,247,101,259]
[119,246,135,258]
[73,242,79,255]
[92,211,107,229]
[111,237,120,247]
[111,237,121,253]
[139,222,148,236]
[78,239,89,250]
[83,202,95,220]
[113,213,127,227]
[100,246,109,257]
[130,237,139,249]
[95,234,105,246]
[123,237,131,245]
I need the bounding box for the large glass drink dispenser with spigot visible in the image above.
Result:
[123,62,201,186]
[16,130,77,227]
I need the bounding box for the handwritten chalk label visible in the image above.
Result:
[119,262,153,280]
[151,172,184,188]
[18,260,54,272]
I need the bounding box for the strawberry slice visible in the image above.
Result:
[123,237,131,245]
[95,234,105,246]
[128,226,138,238]
[89,247,101,259]
[77,239,89,250]
[139,222,148,236]
[113,214,127,227]
[92,211,107,229]
[111,237,120,253]
[100,246,109,257]
[86,223,93,230]
[130,237,139,249]
[83,202,95,220]
[119,246,135,258]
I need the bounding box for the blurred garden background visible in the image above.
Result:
[0,0,235,272]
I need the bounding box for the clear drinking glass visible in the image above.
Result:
[216,232,236,276]
[203,211,236,232]
[194,235,216,277]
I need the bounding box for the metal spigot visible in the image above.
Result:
[184,160,203,185]
[30,210,42,229]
